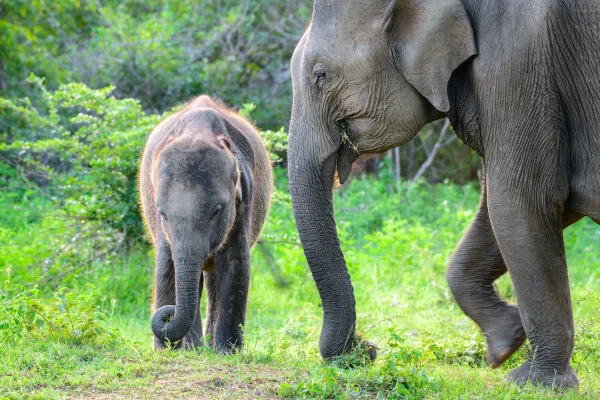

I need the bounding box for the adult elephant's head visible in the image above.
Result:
[151,110,241,344]
[288,0,476,359]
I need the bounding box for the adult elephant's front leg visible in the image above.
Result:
[486,162,578,388]
[447,172,525,368]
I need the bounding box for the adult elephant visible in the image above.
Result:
[288,0,600,388]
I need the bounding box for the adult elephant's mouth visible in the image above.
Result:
[335,119,360,185]
[335,119,359,153]
[338,117,392,154]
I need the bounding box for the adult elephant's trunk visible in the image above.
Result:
[151,243,205,343]
[288,114,357,359]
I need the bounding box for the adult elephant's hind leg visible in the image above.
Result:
[447,178,525,368]
[487,165,578,388]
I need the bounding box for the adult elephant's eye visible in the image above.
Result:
[211,205,222,220]
[158,207,167,220]
[313,64,328,87]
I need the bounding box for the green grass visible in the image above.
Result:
[1,172,599,399]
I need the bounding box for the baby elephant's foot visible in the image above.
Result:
[181,335,204,350]
[214,333,243,354]
[484,305,526,368]
[153,336,183,350]
[154,336,167,350]
[505,361,579,389]
[215,343,241,355]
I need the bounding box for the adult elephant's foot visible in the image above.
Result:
[326,336,378,368]
[355,337,378,361]
[505,361,579,389]
[484,305,526,368]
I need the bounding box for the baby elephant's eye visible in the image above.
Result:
[211,205,222,220]
[157,207,167,219]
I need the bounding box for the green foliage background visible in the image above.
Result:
[1,0,311,130]
[0,2,599,399]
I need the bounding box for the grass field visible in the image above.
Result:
[1,172,599,399]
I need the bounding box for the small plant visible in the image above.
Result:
[0,275,121,346]
[278,365,345,399]
[325,336,378,370]
[422,331,487,367]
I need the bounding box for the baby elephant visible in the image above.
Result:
[139,95,272,352]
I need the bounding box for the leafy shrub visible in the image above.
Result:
[372,332,440,399]
[1,74,159,243]
[0,77,160,290]
[0,278,120,346]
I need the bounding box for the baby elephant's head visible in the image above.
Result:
[155,135,239,255]
[151,109,240,343]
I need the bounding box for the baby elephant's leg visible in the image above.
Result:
[180,274,204,349]
[204,265,219,347]
[447,187,525,367]
[213,237,250,353]
[154,238,182,349]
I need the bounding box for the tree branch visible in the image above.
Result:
[408,119,453,192]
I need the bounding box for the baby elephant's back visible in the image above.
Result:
[212,101,273,247]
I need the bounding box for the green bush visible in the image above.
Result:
[0,76,160,289]
[0,279,120,346]
[1,74,159,245]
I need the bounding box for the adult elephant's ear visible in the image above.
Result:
[386,0,477,112]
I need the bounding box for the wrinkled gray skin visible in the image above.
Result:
[140,95,272,353]
[288,0,600,388]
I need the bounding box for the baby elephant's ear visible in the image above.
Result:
[216,135,232,152]
[236,175,243,201]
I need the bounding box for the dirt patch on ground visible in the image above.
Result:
[66,359,296,399]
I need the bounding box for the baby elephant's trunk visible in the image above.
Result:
[152,260,202,343]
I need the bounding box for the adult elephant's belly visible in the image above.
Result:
[565,175,600,223]
[564,124,600,223]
